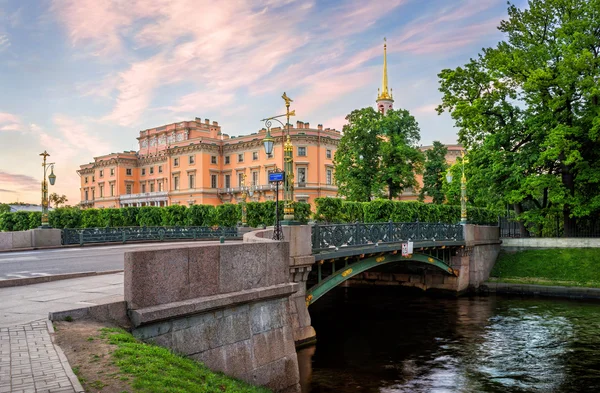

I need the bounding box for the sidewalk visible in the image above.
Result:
[0,274,124,393]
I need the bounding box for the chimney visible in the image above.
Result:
[296,121,302,128]
[213,121,218,126]
[205,119,210,125]
[318,124,323,131]
[304,122,310,129]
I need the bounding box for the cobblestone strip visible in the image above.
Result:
[0,320,83,393]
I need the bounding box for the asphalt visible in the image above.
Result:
[0,240,237,280]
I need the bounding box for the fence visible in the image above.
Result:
[311,222,464,253]
[62,226,240,246]
[499,216,600,238]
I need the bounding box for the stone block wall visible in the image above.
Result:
[501,237,600,251]
[464,225,501,287]
[243,227,316,345]
[0,229,61,251]
[133,299,300,392]
[125,241,301,393]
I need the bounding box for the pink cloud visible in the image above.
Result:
[0,171,39,191]
[0,112,22,131]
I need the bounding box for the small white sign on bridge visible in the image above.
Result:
[402,242,414,257]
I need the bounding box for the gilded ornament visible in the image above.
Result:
[376,256,385,263]
[341,268,353,277]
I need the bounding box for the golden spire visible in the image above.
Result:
[377,38,392,101]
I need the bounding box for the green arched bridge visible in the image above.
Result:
[307,222,466,305]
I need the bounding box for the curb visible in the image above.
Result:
[0,237,243,253]
[483,281,600,300]
[46,319,86,393]
[0,270,124,288]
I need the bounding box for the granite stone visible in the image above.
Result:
[250,298,286,334]
[188,246,220,297]
[219,243,267,293]
[125,247,190,309]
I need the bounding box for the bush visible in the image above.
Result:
[49,208,82,229]
[187,205,216,226]
[121,207,139,226]
[293,202,311,224]
[99,208,124,227]
[161,205,187,226]
[314,198,343,223]
[364,199,395,222]
[0,212,16,231]
[28,212,42,229]
[137,207,162,227]
[340,201,364,222]
[215,204,240,227]
[81,209,102,228]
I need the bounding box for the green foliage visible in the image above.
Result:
[419,141,449,203]
[313,198,496,224]
[293,202,311,224]
[120,207,139,226]
[81,209,102,228]
[215,204,240,227]
[363,199,395,222]
[99,208,124,227]
[49,208,82,229]
[13,211,31,231]
[340,201,365,222]
[186,204,216,226]
[0,204,9,214]
[0,201,312,231]
[28,212,41,229]
[49,193,68,208]
[491,249,600,288]
[437,0,600,235]
[0,212,16,231]
[314,198,343,222]
[137,207,162,227]
[161,205,187,226]
[99,328,271,393]
[333,107,424,201]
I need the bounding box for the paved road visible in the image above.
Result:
[0,240,236,280]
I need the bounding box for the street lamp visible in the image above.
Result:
[39,151,57,228]
[261,92,297,224]
[446,152,467,225]
[240,173,248,227]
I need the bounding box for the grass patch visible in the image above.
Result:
[99,328,271,393]
[491,248,600,287]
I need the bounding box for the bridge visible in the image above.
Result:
[307,222,467,305]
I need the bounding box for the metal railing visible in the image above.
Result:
[62,226,239,246]
[311,222,464,253]
[500,216,600,238]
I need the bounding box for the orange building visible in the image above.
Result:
[78,119,341,208]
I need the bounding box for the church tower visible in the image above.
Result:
[376,38,394,115]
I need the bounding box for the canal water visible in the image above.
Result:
[297,287,600,393]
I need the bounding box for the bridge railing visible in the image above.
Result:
[61,226,239,246]
[311,222,464,253]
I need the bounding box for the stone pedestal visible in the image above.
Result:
[31,228,62,248]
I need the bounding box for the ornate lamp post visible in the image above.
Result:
[446,151,467,225]
[240,173,248,226]
[261,92,297,225]
[39,151,57,228]
[262,129,284,240]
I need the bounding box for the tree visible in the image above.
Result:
[437,0,600,236]
[49,193,68,208]
[0,204,10,214]
[333,108,382,201]
[334,107,424,201]
[419,141,448,203]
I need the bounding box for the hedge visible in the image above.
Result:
[0,201,312,231]
[314,198,498,225]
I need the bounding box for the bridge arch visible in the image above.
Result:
[306,252,457,306]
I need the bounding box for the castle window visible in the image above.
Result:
[326,149,332,159]
[225,156,230,164]
[211,156,217,164]
[126,168,132,176]
[298,147,306,157]
[141,168,146,176]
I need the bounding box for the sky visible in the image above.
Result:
[0,0,526,205]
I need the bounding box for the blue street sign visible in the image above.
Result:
[269,172,285,183]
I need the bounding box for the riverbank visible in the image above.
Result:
[54,320,270,393]
[490,248,600,288]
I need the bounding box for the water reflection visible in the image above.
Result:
[298,287,600,393]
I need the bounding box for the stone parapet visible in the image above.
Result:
[0,228,61,251]
[501,237,600,251]
[124,241,301,392]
